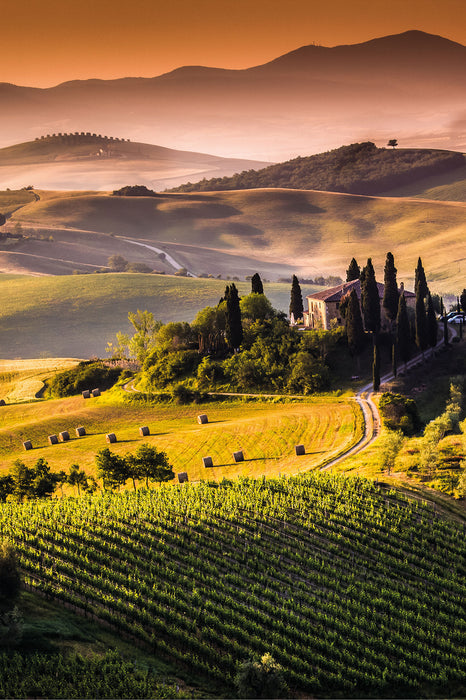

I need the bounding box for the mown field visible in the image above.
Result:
[2,475,465,698]
[3,187,466,292]
[0,274,319,358]
[0,380,362,481]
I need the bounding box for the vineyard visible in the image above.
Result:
[1,473,465,697]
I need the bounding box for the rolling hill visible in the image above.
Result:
[0,134,268,192]
[168,142,466,197]
[5,187,466,293]
[0,31,465,161]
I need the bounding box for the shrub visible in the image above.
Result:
[47,361,122,397]
[379,392,421,436]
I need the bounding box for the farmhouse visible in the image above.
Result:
[303,279,415,330]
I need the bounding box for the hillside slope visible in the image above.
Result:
[0,135,268,192]
[2,475,465,697]
[7,188,466,293]
[168,142,466,196]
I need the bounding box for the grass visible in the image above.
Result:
[0,273,319,358]
[0,383,363,482]
[2,186,465,292]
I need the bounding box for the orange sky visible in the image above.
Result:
[4,0,466,87]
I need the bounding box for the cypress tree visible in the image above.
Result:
[251,273,264,295]
[382,252,399,323]
[361,258,380,334]
[414,257,428,299]
[224,284,243,351]
[460,289,466,314]
[396,293,411,368]
[289,275,304,322]
[415,288,428,356]
[426,292,438,349]
[345,289,365,368]
[372,342,381,392]
[346,258,360,282]
[443,316,449,347]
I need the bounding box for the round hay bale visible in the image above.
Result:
[202,456,213,468]
[92,388,101,397]
[0,399,6,406]
[139,426,150,437]
[75,426,86,437]
[295,444,305,456]
[59,431,70,442]
[23,440,33,451]
[106,433,117,444]
[233,450,244,463]
[197,414,208,425]
[178,472,189,483]
[82,390,91,399]
[48,434,59,445]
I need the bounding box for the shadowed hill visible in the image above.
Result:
[168,142,466,196]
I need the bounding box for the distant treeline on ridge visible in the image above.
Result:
[168,142,466,195]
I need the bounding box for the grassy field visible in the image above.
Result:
[5,187,466,293]
[0,274,320,358]
[0,358,79,403]
[0,382,362,482]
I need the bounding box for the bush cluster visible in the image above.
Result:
[47,361,122,398]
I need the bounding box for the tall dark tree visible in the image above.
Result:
[396,293,411,368]
[382,252,399,323]
[460,289,466,314]
[372,342,381,391]
[224,283,243,350]
[414,257,428,300]
[361,258,380,335]
[346,258,360,282]
[95,448,128,491]
[251,273,264,295]
[426,292,438,349]
[415,288,428,357]
[345,289,365,368]
[289,275,304,322]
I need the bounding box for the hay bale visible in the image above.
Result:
[48,434,58,445]
[75,426,86,437]
[295,444,305,456]
[82,390,91,399]
[139,426,150,437]
[0,399,5,406]
[202,456,213,468]
[59,431,70,442]
[233,450,244,463]
[197,414,208,424]
[106,433,117,444]
[92,388,101,397]
[178,472,189,483]
[23,440,33,451]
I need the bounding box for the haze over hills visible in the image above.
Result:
[1,31,466,161]
[0,134,269,191]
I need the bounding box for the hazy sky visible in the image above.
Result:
[4,0,466,87]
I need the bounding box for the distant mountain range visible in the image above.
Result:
[0,134,268,191]
[1,31,466,161]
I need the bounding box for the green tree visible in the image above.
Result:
[345,289,365,369]
[382,252,399,323]
[361,258,380,335]
[251,272,264,294]
[426,292,438,349]
[225,283,243,351]
[67,463,88,495]
[192,305,226,354]
[387,139,398,148]
[415,287,428,357]
[0,476,13,502]
[414,257,429,300]
[126,444,174,489]
[128,310,163,364]
[396,293,411,369]
[107,254,128,272]
[372,341,381,391]
[289,275,304,322]
[95,448,128,491]
[378,429,404,474]
[460,289,466,313]
[9,461,34,501]
[234,653,288,699]
[240,293,274,322]
[346,257,360,282]
[31,458,57,499]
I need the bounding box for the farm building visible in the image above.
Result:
[303,279,415,330]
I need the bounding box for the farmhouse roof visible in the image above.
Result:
[306,279,415,303]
